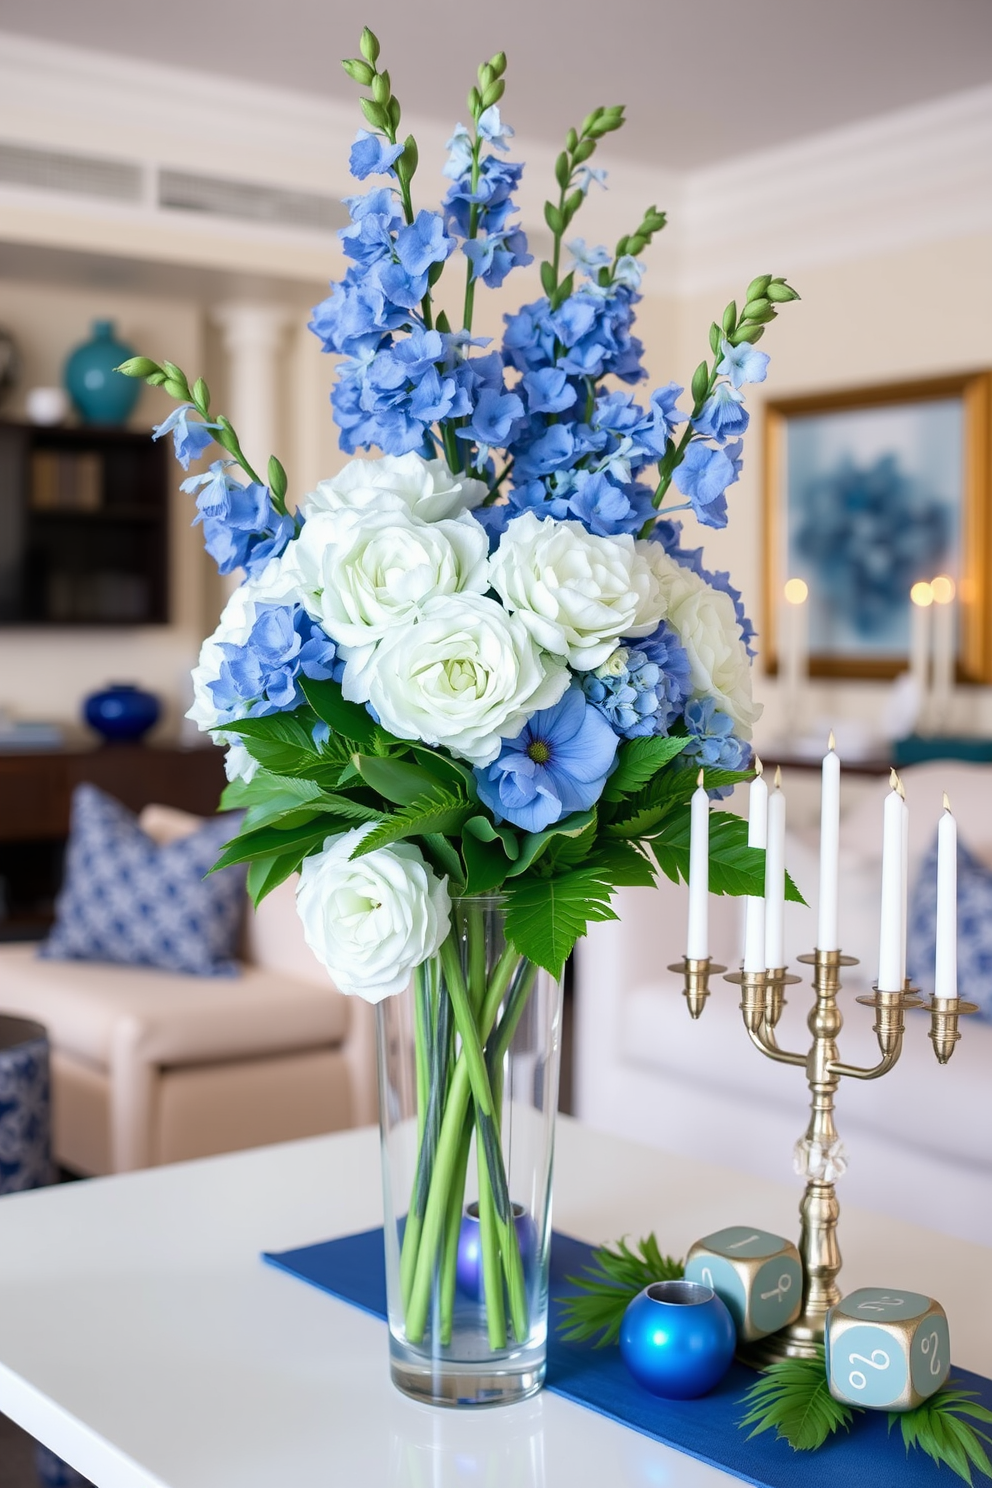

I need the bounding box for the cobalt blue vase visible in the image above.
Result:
[0,1015,52,1193]
[63,319,141,426]
[620,1280,736,1399]
[83,683,160,743]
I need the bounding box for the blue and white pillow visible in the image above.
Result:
[41,784,247,977]
[907,831,992,1020]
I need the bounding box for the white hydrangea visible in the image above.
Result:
[488,512,664,671]
[281,505,489,693]
[296,826,451,1002]
[355,592,570,765]
[640,543,760,736]
[301,452,488,524]
[186,556,300,782]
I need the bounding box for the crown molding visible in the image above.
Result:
[0,31,988,297]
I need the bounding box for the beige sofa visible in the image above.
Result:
[0,805,376,1175]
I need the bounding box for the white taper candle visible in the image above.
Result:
[818,734,841,952]
[878,770,906,993]
[935,793,958,1001]
[686,768,710,960]
[908,581,933,716]
[743,760,768,974]
[764,767,786,972]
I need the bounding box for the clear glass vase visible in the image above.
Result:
[375,895,563,1407]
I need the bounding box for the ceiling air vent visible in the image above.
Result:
[0,141,143,202]
[158,168,345,233]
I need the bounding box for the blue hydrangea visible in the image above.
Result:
[152,405,219,470]
[180,462,294,577]
[682,696,752,773]
[581,647,662,738]
[474,685,619,833]
[208,604,338,724]
[636,623,694,729]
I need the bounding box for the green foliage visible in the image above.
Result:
[601,734,688,801]
[739,1348,857,1451]
[558,1234,684,1348]
[889,1384,992,1485]
[650,809,807,903]
[350,790,473,857]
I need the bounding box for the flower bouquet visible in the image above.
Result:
[121,28,800,1406]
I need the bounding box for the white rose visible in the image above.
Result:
[281,506,488,690]
[355,592,570,765]
[488,512,664,672]
[186,556,301,781]
[641,544,760,737]
[296,826,451,1003]
[301,452,488,524]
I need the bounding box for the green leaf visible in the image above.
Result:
[350,791,473,858]
[602,735,689,801]
[558,1234,684,1348]
[738,1348,858,1451]
[461,827,512,895]
[299,677,379,746]
[890,1383,992,1485]
[352,754,449,807]
[503,863,618,978]
[506,808,597,878]
[212,818,339,871]
[245,851,303,906]
[604,763,750,837]
[421,831,465,886]
[213,711,325,777]
[463,813,519,860]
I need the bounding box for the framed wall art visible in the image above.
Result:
[764,371,992,681]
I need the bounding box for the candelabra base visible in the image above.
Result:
[737,1317,825,1368]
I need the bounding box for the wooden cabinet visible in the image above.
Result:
[0,421,169,625]
[0,746,228,939]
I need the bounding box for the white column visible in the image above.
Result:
[212,302,295,484]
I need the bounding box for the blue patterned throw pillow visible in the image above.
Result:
[907,831,992,1019]
[41,784,247,977]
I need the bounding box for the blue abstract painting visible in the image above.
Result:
[785,399,963,661]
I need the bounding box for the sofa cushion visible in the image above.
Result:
[41,784,247,977]
[908,831,992,1018]
[0,942,349,1070]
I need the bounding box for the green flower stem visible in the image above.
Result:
[437,1111,473,1346]
[404,941,522,1344]
[413,964,430,1149]
[461,134,483,334]
[467,903,487,1013]
[476,1133,507,1349]
[438,935,496,1121]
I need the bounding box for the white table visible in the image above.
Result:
[0,1118,988,1488]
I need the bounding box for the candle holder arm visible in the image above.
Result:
[828,988,923,1081]
[724,969,808,1066]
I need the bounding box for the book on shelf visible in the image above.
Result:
[30,451,104,512]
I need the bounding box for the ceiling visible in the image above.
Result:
[0,0,990,170]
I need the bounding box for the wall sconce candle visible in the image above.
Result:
[780,577,809,725]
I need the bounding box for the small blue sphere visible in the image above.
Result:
[620,1280,736,1399]
[456,1201,537,1300]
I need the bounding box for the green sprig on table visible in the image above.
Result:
[558,1233,684,1348]
[739,1349,992,1484]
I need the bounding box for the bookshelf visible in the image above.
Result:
[0,421,170,625]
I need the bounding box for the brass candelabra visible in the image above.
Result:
[668,949,977,1365]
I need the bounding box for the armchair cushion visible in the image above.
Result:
[41,784,247,977]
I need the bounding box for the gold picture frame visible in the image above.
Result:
[763,371,992,681]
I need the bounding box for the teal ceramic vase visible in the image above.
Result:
[63,319,141,426]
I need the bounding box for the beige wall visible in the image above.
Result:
[666,231,992,744]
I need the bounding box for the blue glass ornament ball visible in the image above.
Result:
[456,1201,537,1300]
[620,1280,736,1399]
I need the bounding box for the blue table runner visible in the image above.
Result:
[264,1227,992,1488]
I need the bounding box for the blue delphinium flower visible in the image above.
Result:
[717,337,769,390]
[152,405,219,470]
[209,604,338,724]
[181,461,294,576]
[671,441,741,528]
[444,108,532,289]
[474,686,619,833]
[348,130,404,181]
[581,647,662,738]
[692,383,749,442]
[682,696,751,772]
